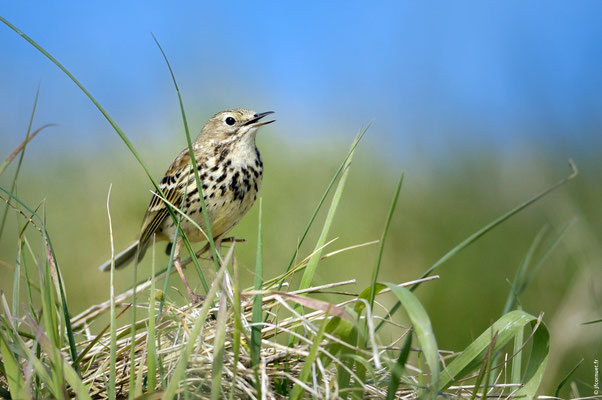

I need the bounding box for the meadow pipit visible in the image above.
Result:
[99,109,275,302]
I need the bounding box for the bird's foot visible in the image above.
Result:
[187,292,206,305]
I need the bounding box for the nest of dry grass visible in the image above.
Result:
[71,276,425,399]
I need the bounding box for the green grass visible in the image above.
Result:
[1,15,601,399]
[0,128,581,398]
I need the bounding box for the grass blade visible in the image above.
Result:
[106,184,117,399]
[503,226,548,315]
[277,127,368,290]
[251,200,264,367]
[23,313,91,400]
[151,33,220,273]
[298,133,359,291]
[162,246,235,399]
[0,122,55,176]
[437,310,549,397]
[147,236,158,394]
[289,307,332,400]
[554,358,583,398]
[0,83,55,240]
[211,279,228,400]
[385,283,440,397]
[386,332,412,400]
[368,171,403,311]
[229,258,243,400]
[0,330,25,399]
[251,200,264,396]
[469,332,497,400]
[0,16,157,185]
[521,219,575,293]
[514,314,550,398]
[510,316,524,385]
[378,160,578,332]
[413,160,577,290]
[0,18,202,293]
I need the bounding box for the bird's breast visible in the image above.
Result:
[160,146,263,241]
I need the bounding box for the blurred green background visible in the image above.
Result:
[1,1,601,396]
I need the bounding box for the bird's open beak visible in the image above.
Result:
[247,111,275,127]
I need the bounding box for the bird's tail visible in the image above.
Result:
[98,241,146,272]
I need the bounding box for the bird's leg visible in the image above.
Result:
[173,241,205,304]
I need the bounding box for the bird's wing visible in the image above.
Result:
[138,148,193,245]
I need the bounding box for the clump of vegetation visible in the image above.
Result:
[0,16,584,399]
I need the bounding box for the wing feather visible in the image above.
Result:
[138,148,194,245]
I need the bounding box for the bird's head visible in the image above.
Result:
[198,109,275,146]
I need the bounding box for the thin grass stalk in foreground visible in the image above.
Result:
[147,186,210,294]
[468,332,497,400]
[277,127,368,291]
[368,171,404,311]
[503,226,548,315]
[107,185,117,400]
[520,219,575,294]
[0,16,157,186]
[7,88,41,317]
[160,193,186,315]
[211,279,228,400]
[0,322,26,398]
[554,358,584,398]
[0,121,55,178]
[386,332,412,400]
[147,235,158,394]
[436,310,549,395]
[413,160,577,291]
[20,229,39,322]
[0,20,215,375]
[289,306,332,400]
[385,283,440,398]
[11,202,24,318]
[41,211,79,375]
[128,256,139,400]
[298,132,360,292]
[151,33,220,273]
[377,160,578,332]
[510,317,524,387]
[0,17,204,295]
[1,86,45,240]
[162,246,235,400]
[251,199,264,395]
[229,258,243,400]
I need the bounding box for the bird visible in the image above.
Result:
[99,108,275,302]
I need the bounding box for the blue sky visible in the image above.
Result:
[1,2,601,162]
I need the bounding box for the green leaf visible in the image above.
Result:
[0,331,25,399]
[385,283,439,396]
[151,34,220,275]
[211,285,228,400]
[378,161,578,332]
[298,135,359,292]
[438,310,549,399]
[147,239,158,394]
[289,308,332,400]
[554,358,583,398]
[277,128,367,291]
[368,172,403,310]
[386,333,412,400]
[354,283,387,314]
[251,200,264,368]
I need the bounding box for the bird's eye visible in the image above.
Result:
[225,116,236,126]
